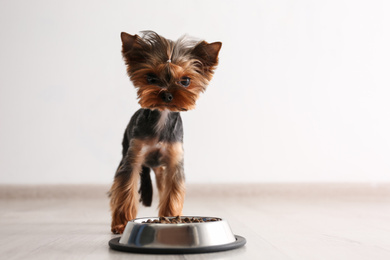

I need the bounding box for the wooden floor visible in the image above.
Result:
[0,184,389,260]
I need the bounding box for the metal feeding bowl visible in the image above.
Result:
[109,216,246,254]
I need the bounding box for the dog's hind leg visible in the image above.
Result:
[153,166,165,199]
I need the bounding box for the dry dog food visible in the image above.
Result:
[142,216,221,224]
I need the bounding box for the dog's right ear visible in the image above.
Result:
[121,32,147,69]
[121,32,140,54]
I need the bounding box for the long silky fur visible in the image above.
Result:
[110,31,221,234]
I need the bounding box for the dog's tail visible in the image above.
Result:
[139,166,153,206]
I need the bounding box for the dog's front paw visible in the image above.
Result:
[111,224,126,234]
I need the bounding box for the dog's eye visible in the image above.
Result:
[179,77,191,87]
[146,74,159,85]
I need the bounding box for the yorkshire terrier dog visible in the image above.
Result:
[109,31,221,234]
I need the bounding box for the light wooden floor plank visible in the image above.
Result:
[0,184,389,259]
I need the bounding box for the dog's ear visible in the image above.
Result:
[191,41,222,67]
[121,32,147,67]
[121,32,141,54]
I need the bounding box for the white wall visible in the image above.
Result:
[0,0,389,184]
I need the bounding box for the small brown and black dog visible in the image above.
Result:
[109,31,221,234]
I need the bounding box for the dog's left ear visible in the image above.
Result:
[191,41,222,67]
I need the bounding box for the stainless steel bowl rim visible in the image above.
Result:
[119,215,237,249]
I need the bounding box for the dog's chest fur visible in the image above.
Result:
[127,109,183,168]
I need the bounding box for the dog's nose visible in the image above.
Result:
[162,92,173,103]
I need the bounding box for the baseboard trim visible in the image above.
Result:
[1,183,389,200]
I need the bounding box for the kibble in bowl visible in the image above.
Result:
[142,216,222,224]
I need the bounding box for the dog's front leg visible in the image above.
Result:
[158,142,186,217]
[109,139,145,234]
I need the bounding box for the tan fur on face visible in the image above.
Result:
[121,31,221,111]
[130,61,208,111]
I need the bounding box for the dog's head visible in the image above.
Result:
[121,31,221,111]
